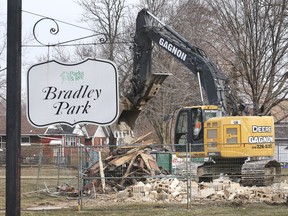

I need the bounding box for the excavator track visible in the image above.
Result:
[183,159,281,186]
[175,161,205,181]
[195,158,245,182]
[241,160,281,186]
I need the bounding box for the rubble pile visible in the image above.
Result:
[49,143,288,204]
[114,177,288,204]
[83,145,161,193]
[81,145,288,204]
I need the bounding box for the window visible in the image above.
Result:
[65,136,77,146]
[176,111,188,133]
[0,136,5,149]
[203,109,221,121]
[21,136,30,144]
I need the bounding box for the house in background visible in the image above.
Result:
[0,115,47,149]
[0,114,110,165]
[41,123,101,165]
[275,123,288,164]
[0,115,46,164]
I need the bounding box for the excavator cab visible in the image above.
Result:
[174,105,221,156]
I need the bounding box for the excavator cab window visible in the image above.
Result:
[174,110,188,152]
[174,108,204,152]
[203,109,219,121]
[192,108,203,141]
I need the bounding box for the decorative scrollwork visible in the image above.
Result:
[99,36,107,44]
[32,17,108,46]
[33,18,60,46]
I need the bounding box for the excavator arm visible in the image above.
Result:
[117,10,171,131]
[128,8,238,116]
[117,8,238,136]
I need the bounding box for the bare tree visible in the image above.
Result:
[76,0,135,94]
[208,0,288,119]
[0,5,6,111]
[72,0,218,144]
[35,45,72,63]
[77,0,127,60]
[0,4,5,68]
[133,0,218,144]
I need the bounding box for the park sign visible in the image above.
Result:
[27,58,119,127]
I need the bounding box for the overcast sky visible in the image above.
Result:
[0,0,139,91]
[0,0,91,69]
[1,0,88,37]
[0,0,139,67]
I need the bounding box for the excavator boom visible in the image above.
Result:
[132,9,238,115]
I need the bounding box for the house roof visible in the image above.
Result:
[0,115,46,135]
[0,115,99,137]
[44,124,98,138]
[81,124,98,137]
[45,124,74,135]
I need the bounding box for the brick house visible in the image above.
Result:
[0,114,109,165]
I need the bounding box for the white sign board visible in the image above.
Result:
[27,59,119,127]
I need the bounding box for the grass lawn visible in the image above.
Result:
[0,167,288,215]
[15,202,288,216]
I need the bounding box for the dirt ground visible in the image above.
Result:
[6,189,285,216]
[13,201,288,216]
[2,166,288,215]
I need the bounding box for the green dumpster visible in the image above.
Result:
[155,153,172,174]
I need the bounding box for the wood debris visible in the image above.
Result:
[83,145,161,193]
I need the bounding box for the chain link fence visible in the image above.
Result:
[0,140,288,210]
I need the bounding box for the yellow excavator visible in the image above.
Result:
[174,105,279,185]
[117,9,281,186]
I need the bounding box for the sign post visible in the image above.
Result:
[6,0,22,215]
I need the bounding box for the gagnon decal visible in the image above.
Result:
[248,125,273,149]
[158,38,187,61]
[27,59,119,127]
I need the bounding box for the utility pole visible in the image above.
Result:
[6,0,22,215]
